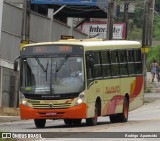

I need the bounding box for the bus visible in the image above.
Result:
[14,39,144,128]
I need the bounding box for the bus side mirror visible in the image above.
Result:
[14,56,20,71]
[14,61,18,71]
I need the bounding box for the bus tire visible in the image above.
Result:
[72,119,82,125]
[109,97,129,123]
[119,97,129,122]
[86,107,98,126]
[64,119,82,125]
[64,119,73,125]
[34,119,46,128]
[109,114,119,123]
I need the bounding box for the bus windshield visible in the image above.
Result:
[20,56,84,95]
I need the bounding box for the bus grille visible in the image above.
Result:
[32,103,71,109]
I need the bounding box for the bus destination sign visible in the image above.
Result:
[21,45,83,56]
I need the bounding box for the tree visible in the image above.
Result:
[115,0,160,40]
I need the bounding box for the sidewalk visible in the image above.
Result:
[0,116,20,123]
[0,72,160,123]
[0,107,20,123]
[146,72,160,93]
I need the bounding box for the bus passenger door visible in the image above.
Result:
[85,52,103,118]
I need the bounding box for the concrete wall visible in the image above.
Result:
[0,2,87,107]
[1,2,87,61]
[0,0,3,41]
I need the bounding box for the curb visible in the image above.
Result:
[0,107,19,116]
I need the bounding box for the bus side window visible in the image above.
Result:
[110,50,120,77]
[119,50,128,76]
[127,50,135,75]
[134,49,142,74]
[86,53,95,81]
[92,52,102,78]
[101,51,111,78]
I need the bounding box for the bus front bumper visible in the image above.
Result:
[19,103,87,120]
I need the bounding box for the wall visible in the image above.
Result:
[0,0,3,41]
[1,2,87,61]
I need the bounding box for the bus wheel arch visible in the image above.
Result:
[96,97,101,116]
[124,94,129,107]
[122,94,129,122]
[86,97,101,126]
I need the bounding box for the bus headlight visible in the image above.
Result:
[19,92,28,106]
[22,99,29,106]
[77,98,83,104]
[75,92,85,106]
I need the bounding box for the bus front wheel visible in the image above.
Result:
[64,119,82,125]
[64,119,72,125]
[34,119,46,128]
[86,107,98,126]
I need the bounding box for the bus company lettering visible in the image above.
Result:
[105,86,120,94]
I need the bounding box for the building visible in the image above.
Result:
[0,0,87,108]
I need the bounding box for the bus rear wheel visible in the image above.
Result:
[119,97,129,122]
[110,97,129,123]
[34,119,46,128]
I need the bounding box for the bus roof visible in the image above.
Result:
[22,39,141,51]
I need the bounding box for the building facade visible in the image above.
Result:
[0,1,87,107]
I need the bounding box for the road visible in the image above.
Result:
[0,93,160,141]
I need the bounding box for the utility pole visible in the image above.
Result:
[124,2,129,39]
[21,0,31,47]
[107,0,115,40]
[0,0,3,43]
[142,0,155,89]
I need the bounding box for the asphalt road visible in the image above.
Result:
[0,95,160,141]
[1,72,160,141]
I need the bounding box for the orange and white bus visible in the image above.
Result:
[14,39,144,128]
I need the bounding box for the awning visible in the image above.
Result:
[31,0,109,18]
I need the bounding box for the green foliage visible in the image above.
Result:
[131,8,144,29]
[147,45,160,70]
[155,0,160,13]
[128,25,142,40]
[153,17,160,40]
[115,0,160,40]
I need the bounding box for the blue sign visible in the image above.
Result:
[31,0,97,6]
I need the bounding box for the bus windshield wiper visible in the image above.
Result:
[56,54,70,72]
[35,58,48,81]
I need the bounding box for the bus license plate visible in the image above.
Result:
[46,112,57,116]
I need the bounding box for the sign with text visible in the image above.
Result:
[81,22,126,39]
[31,0,96,6]
[61,35,74,39]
